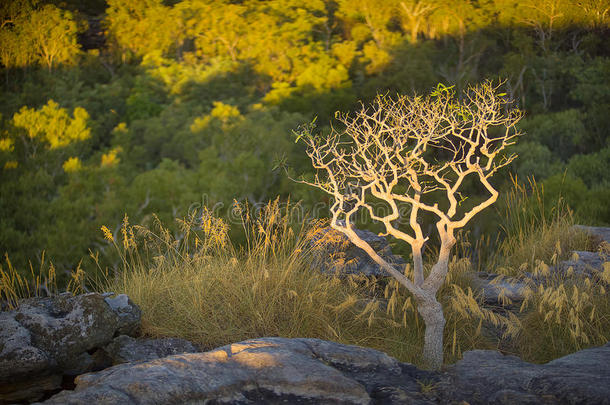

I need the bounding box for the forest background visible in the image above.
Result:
[0,0,608,283]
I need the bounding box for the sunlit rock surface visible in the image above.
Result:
[39,337,437,405]
[36,336,610,405]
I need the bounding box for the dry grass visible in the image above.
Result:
[483,177,610,362]
[496,176,592,274]
[95,199,522,366]
[513,246,610,363]
[96,201,428,362]
[3,181,608,367]
[0,252,85,309]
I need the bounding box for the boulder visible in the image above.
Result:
[24,331,610,405]
[308,224,406,277]
[558,251,606,276]
[441,342,610,404]
[39,337,438,405]
[471,272,528,305]
[0,292,141,403]
[103,334,200,364]
[573,225,610,246]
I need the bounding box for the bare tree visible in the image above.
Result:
[295,80,523,369]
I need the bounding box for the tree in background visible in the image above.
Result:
[105,0,180,60]
[12,100,90,155]
[0,2,81,71]
[398,0,438,44]
[296,81,522,369]
[25,5,81,70]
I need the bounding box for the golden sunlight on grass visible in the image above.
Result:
[4,181,607,367]
[95,200,521,366]
[87,190,609,366]
[0,252,85,309]
[97,201,423,364]
[515,251,610,363]
[497,176,593,273]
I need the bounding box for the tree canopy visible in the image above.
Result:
[0,0,608,280]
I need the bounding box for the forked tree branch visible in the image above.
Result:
[296,80,522,299]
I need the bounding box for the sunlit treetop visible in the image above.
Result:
[12,100,91,149]
[0,1,81,70]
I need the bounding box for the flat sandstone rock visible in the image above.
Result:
[38,337,436,405]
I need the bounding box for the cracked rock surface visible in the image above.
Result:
[36,337,610,405]
[38,337,438,405]
[0,292,141,403]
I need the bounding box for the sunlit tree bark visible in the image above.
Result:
[398,0,437,44]
[295,81,523,370]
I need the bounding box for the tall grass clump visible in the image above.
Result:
[496,175,592,274]
[0,253,86,309]
[97,199,523,366]
[488,176,610,362]
[98,200,422,360]
[515,251,610,363]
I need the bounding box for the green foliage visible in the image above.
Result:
[0,0,607,371]
[567,147,610,188]
[195,105,305,204]
[0,0,608,296]
[495,177,592,271]
[542,174,610,225]
[519,109,588,161]
[508,141,562,181]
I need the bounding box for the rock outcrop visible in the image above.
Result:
[573,225,610,246]
[558,250,605,276]
[473,225,610,306]
[103,334,200,364]
[37,337,610,405]
[440,342,610,405]
[0,292,141,404]
[3,291,609,405]
[470,272,528,305]
[308,224,406,277]
[39,337,437,405]
[555,225,609,277]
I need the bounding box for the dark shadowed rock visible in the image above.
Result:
[103,334,200,364]
[573,225,610,246]
[471,272,527,305]
[39,337,437,405]
[528,342,610,404]
[0,292,141,403]
[558,251,606,275]
[308,225,406,277]
[103,293,141,336]
[441,342,610,404]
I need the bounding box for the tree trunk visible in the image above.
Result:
[412,240,424,285]
[417,295,445,370]
[410,21,419,44]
